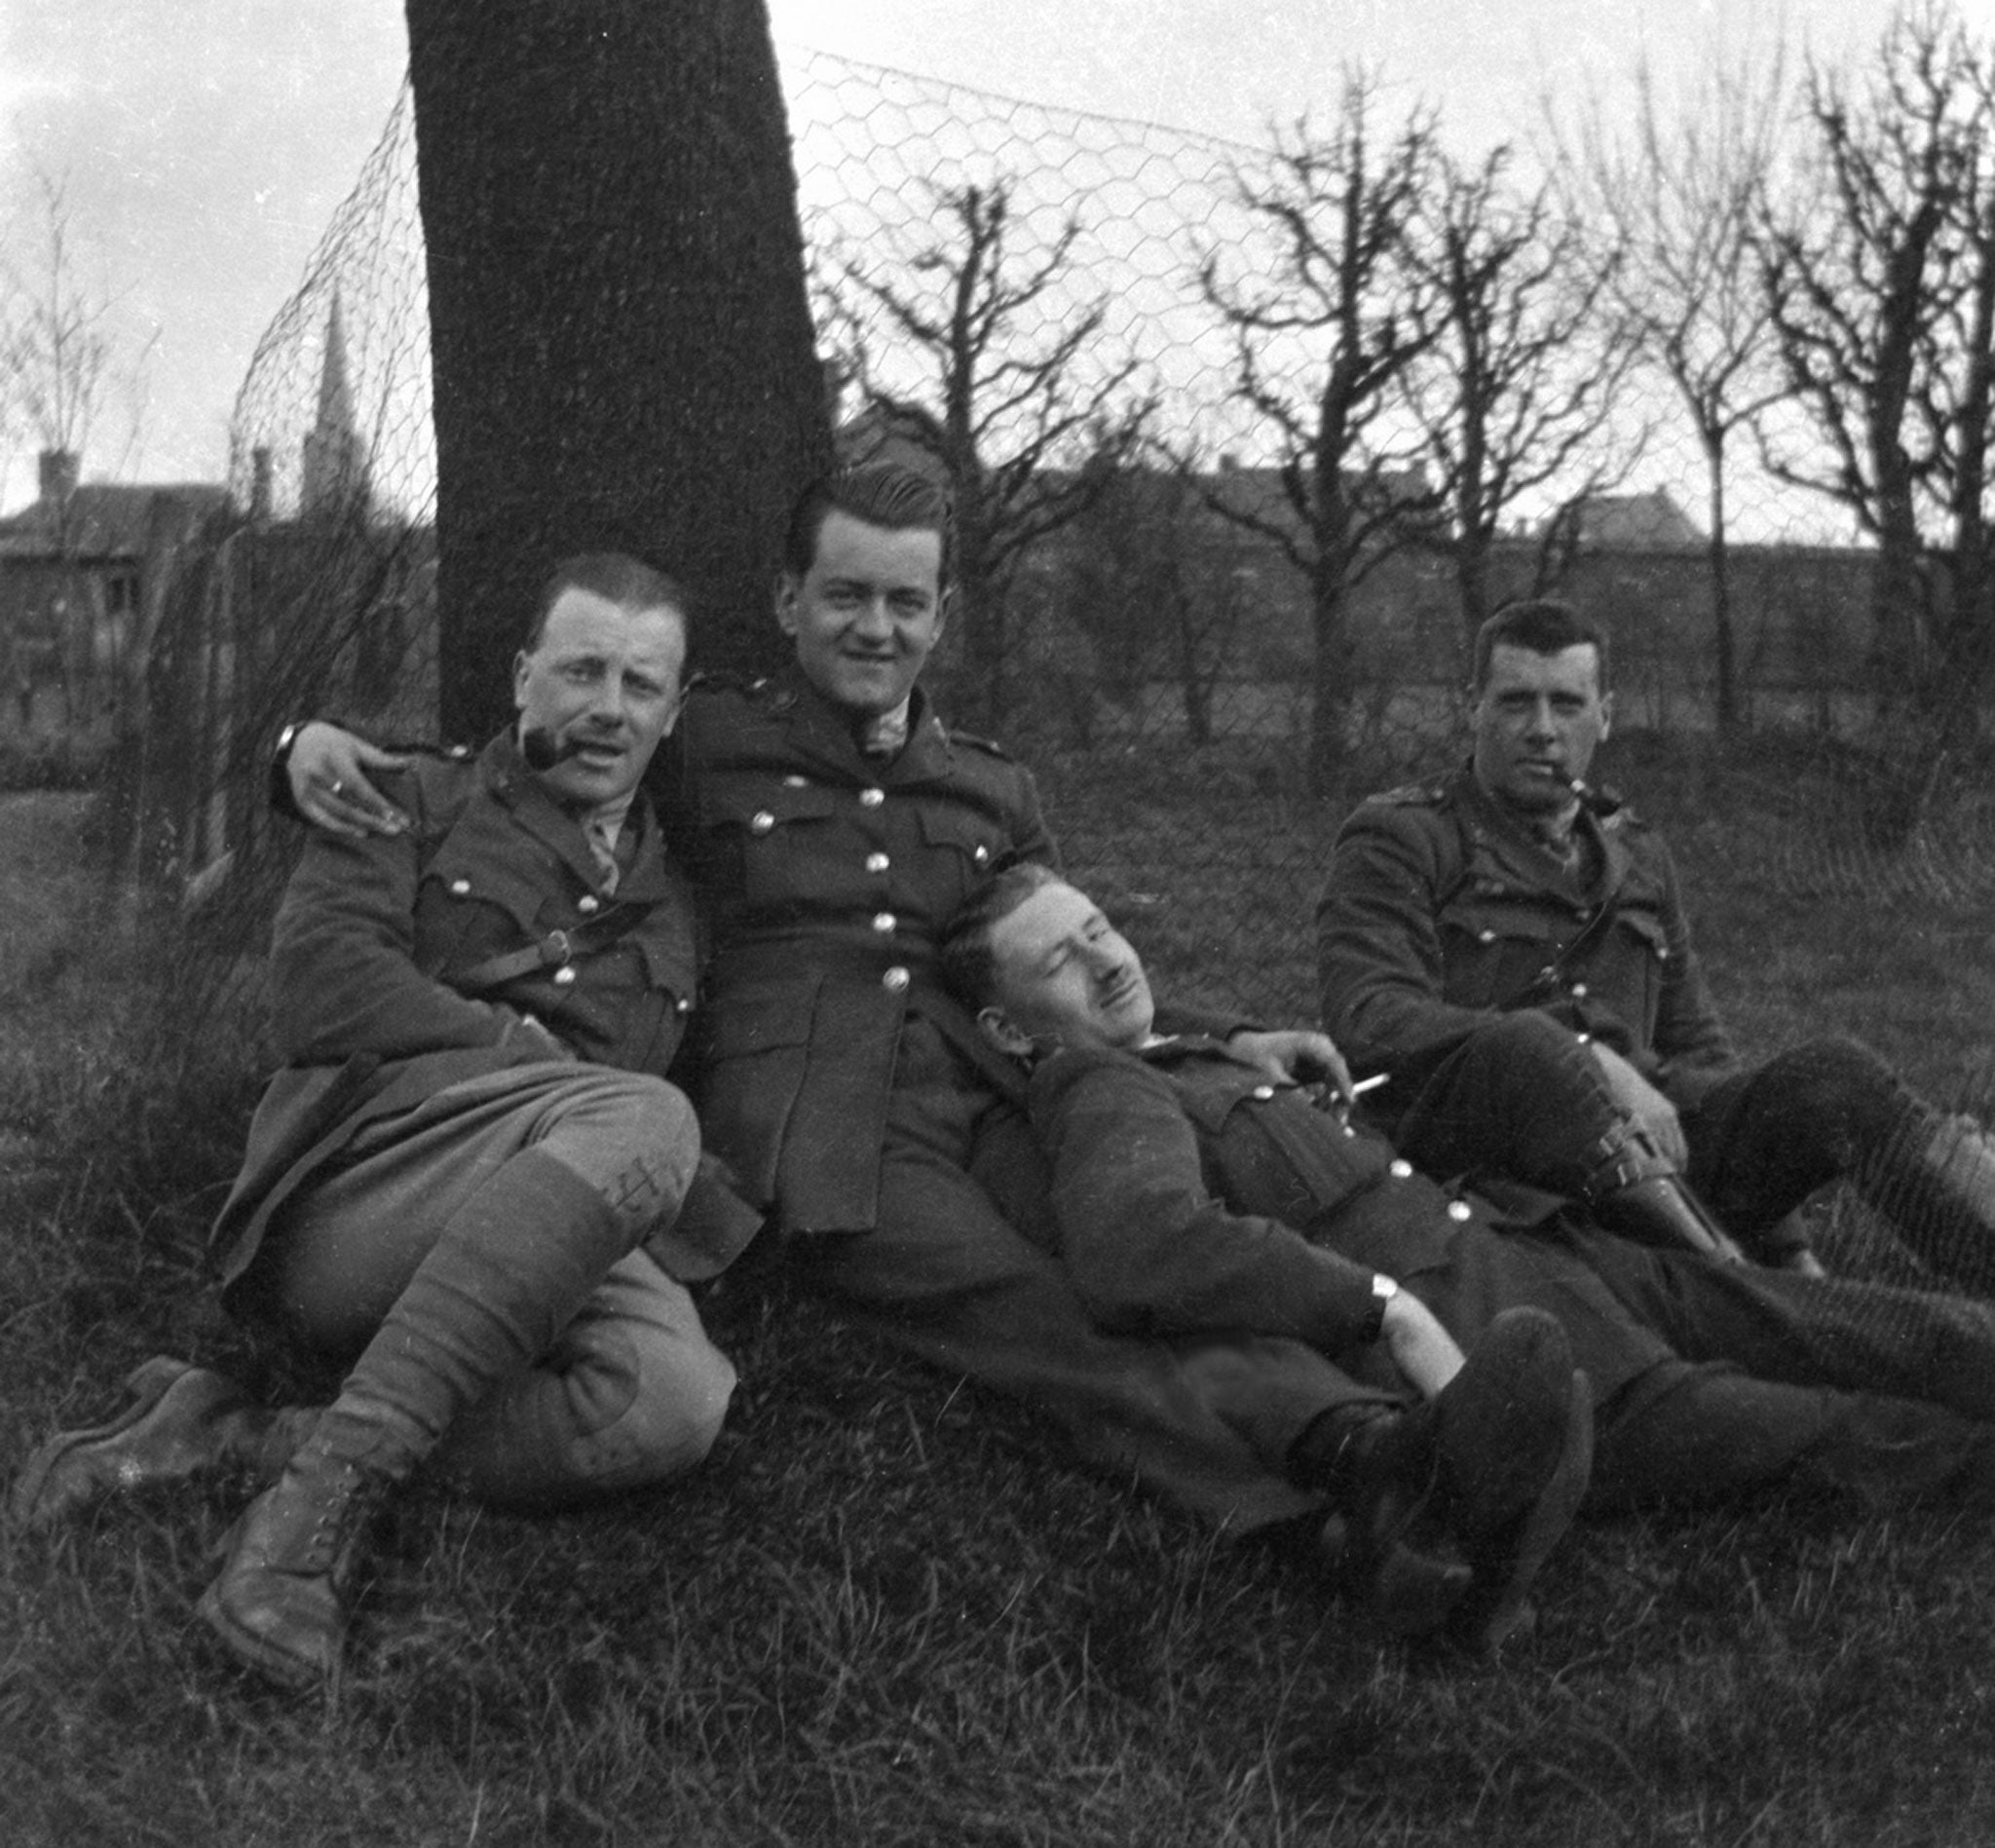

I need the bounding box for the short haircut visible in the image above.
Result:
[523,553,691,653]
[939,863,1065,1010]
[1471,598,1609,694]
[783,463,954,585]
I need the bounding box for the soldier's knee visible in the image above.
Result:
[1754,1037,1911,1139]
[611,1321,736,1481]
[1468,1009,1593,1076]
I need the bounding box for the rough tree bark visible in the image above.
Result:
[404,0,833,737]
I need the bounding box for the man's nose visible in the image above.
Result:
[850,594,893,638]
[1524,698,1555,737]
[583,679,628,724]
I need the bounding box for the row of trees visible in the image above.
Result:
[812,3,1995,795]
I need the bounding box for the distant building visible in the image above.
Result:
[1551,488,1705,550]
[0,448,231,726]
[298,290,372,523]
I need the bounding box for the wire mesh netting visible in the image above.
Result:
[149,53,1979,1013]
[88,19,1995,1332]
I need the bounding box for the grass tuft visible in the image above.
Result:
[11,750,1995,1844]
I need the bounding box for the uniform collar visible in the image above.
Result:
[1451,761,1628,900]
[480,731,671,900]
[772,668,953,782]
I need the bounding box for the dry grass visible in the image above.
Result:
[8,736,1995,1847]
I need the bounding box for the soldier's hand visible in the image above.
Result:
[1380,1289,1464,1399]
[1590,1041,1688,1168]
[290,722,411,838]
[1225,1028,1355,1107]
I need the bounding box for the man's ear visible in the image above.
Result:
[512,650,532,710]
[977,1004,1035,1060]
[1598,688,1615,740]
[774,574,799,637]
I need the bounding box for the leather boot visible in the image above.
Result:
[198,1405,414,1688]
[11,1357,315,1530]
[1862,1112,1995,1291]
[1445,1366,1594,1654]
[1297,1307,1584,1637]
[200,1148,644,1686]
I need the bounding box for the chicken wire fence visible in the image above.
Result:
[123,48,1989,1042]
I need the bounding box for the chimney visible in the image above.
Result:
[39,448,80,506]
[250,447,274,525]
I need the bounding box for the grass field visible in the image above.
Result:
[7,733,1995,1847]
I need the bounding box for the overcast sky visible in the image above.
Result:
[0,0,1918,510]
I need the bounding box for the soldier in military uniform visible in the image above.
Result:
[950,863,1995,1641]
[1318,597,1995,1289]
[14,555,746,1688]
[272,465,1437,1562]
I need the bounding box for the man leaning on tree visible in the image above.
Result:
[1317,596,1995,1289]
[13,552,750,1689]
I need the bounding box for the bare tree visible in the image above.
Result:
[822,177,1144,733]
[1756,1,1995,755]
[1,167,155,728]
[1551,45,1793,734]
[1397,144,1643,653]
[1197,72,1443,796]
[1055,434,1245,747]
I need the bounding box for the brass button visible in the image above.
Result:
[866,851,890,874]
[1252,1084,1275,1101]
[1477,928,1495,944]
[449,878,471,897]
[1570,981,1587,999]
[750,811,774,835]
[872,912,896,933]
[552,966,578,987]
[859,786,885,809]
[883,965,911,993]
[783,773,808,788]
[1657,946,1672,962]
[973,845,991,866]
[578,894,600,915]
[1448,1200,1472,1222]
[1389,1158,1412,1180]
[675,996,693,1014]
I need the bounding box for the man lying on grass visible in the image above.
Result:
[943,863,1995,1637]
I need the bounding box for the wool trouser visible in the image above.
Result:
[1589,1361,1995,1514]
[791,1017,1398,1534]
[251,1062,733,1508]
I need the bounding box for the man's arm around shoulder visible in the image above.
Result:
[269,762,541,1067]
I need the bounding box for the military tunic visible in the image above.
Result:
[1317,764,1736,1106]
[653,670,1355,1530]
[1314,765,1962,1255]
[662,669,1048,1233]
[216,730,743,1507]
[215,732,729,1288]
[1025,1037,1995,1513]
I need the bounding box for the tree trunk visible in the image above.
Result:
[1307,547,1355,799]
[404,0,832,738]
[1704,432,1738,738]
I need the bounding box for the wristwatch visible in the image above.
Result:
[1361,1271,1399,1343]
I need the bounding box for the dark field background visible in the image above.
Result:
[6,728,1995,1848]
